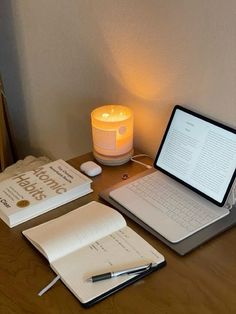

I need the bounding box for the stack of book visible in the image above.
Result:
[0,159,92,227]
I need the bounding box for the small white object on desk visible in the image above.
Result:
[80,161,102,177]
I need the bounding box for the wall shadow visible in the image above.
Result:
[0,0,30,159]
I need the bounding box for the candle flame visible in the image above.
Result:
[102,113,110,118]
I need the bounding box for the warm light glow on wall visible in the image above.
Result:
[91,105,133,165]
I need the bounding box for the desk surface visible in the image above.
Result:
[0,153,235,314]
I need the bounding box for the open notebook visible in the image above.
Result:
[109,105,236,244]
[23,201,165,307]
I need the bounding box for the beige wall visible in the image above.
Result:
[1,0,236,160]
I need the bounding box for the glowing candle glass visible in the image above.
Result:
[91,105,134,165]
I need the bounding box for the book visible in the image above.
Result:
[0,159,92,227]
[23,201,166,307]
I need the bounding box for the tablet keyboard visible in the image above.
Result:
[127,173,220,232]
[110,172,229,243]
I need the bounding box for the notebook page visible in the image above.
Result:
[51,226,165,304]
[23,201,126,263]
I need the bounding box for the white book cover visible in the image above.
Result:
[0,159,92,227]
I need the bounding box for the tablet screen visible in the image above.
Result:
[154,105,236,206]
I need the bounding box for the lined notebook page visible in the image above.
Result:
[51,226,165,304]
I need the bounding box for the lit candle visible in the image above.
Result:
[91,105,133,165]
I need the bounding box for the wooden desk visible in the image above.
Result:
[0,153,235,314]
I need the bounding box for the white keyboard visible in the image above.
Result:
[110,172,229,243]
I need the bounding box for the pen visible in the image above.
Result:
[88,262,155,282]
